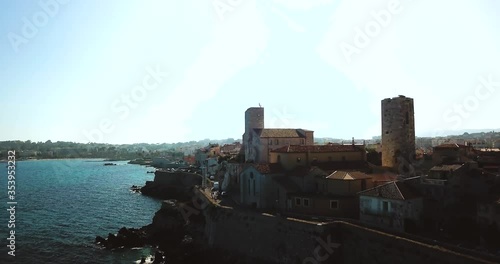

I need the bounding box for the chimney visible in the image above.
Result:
[352,137,355,146]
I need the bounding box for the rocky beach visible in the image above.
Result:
[96,185,269,264]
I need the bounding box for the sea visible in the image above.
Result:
[0,159,162,264]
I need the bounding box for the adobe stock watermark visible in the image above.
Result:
[267,4,306,33]
[82,65,168,143]
[7,0,69,53]
[340,0,406,64]
[442,74,499,130]
[178,195,210,223]
[213,0,244,21]
[303,235,341,264]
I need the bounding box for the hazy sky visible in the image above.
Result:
[1,0,499,144]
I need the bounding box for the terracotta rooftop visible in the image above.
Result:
[326,170,371,180]
[255,128,312,138]
[271,144,364,153]
[359,180,420,200]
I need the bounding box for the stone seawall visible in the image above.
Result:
[153,170,201,186]
[140,171,202,199]
[193,188,499,264]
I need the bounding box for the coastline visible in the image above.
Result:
[0,158,127,162]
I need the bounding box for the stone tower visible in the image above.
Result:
[243,107,264,162]
[381,95,416,171]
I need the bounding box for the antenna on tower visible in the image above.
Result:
[259,103,262,108]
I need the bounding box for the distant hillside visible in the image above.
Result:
[0,138,241,159]
[418,129,500,138]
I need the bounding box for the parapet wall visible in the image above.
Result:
[338,221,494,264]
[193,188,498,264]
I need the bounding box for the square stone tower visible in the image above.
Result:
[381,95,416,171]
[243,107,264,162]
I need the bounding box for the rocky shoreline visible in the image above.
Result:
[97,184,268,264]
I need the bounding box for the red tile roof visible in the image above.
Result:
[271,144,364,153]
[359,180,420,200]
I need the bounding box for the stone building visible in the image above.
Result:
[269,143,366,171]
[381,95,416,172]
[432,143,473,165]
[359,177,423,233]
[242,107,313,163]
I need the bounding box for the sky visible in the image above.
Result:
[1,0,499,144]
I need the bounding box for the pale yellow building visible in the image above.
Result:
[269,144,366,171]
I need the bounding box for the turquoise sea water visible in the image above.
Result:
[0,159,161,264]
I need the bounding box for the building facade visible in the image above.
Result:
[242,107,313,163]
[359,178,423,233]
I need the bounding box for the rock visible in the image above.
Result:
[96,228,148,249]
[152,251,165,264]
[130,185,142,193]
[95,236,106,245]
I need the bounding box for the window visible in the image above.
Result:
[405,111,409,125]
[275,139,279,145]
[269,140,272,145]
[301,139,305,144]
[303,198,310,207]
[295,197,301,206]
[382,201,389,212]
[277,155,281,162]
[330,200,339,209]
